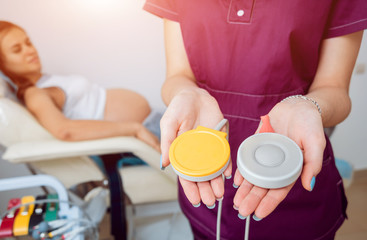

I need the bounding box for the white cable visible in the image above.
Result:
[216,199,223,240]
[39,219,68,229]
[244,215,250,240]
[48,221,77,238]
[63,226,89,240]
[213,119,229,240]
[216,174,225,240]
[0,199,98,240]
[214,119,229,135]
[215,118,252,240]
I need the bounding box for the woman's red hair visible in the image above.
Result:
[0,21,34,101]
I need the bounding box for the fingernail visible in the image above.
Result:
[160,155,165,170]
[252,215,262,221]
[233,183,239,189]
[310,176,316,191]
[226,175,232,180]
[238,213,247,220]
[233,205,239,211]
[192,203,201,208]
[206,203,216,209]
[216,196,224,201]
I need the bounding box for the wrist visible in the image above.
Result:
[281,95,322,116]
[177,87,209,98]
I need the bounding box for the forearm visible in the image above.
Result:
[162,18,206,105]
[162,75,203,105]
[52,120,140,141]
[305,31,363,127]
[306,86,351,127]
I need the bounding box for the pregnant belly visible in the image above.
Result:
[104,89,151,122]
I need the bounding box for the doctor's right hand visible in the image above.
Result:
[160,88,232,208]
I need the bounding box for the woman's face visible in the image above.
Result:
[0,27,41,77]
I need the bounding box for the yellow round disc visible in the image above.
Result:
[169,126,230,181]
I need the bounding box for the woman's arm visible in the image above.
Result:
[271,31,363,130]
[161,19,198,104]
[307,30,363,126]
[23,87,160,151]
[233,31,364,219]
[160,19,232,207]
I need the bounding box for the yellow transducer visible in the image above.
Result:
[169,126,230,182]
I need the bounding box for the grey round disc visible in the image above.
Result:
[237,133,303,189]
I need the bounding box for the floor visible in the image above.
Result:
[335,170,367,240]
[99,170,367,240]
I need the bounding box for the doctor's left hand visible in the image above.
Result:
[233,98,326,220]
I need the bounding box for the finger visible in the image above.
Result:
[160,115,179,167]
[238,186,268,217]
[210,175,225,199]
[197,181,216,207]
[223,156,232,179]
[179,177,201,205]
[254,184,293,219]
[300,133,325,191]
[176,118,195,136]
[233,169,244,188]
[233,177,253,208]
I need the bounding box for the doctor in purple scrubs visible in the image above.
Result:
[144,1,367,239]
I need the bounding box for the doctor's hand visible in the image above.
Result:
[160,88,232,207]
[233,97,326,220]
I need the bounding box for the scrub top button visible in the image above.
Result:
[237,10,245,17]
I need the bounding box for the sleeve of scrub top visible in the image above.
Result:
[324,0,367,38]
[143,0,179,22]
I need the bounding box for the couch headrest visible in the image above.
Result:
[0,98,54,147]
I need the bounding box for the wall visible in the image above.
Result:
[330,36,367,170]
[0,0,166,211]
[0,0,166,110]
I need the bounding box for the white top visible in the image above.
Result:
[36,74,106,120]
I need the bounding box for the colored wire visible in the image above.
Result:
[0,199,98,240]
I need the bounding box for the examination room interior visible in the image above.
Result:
[0,0,366,240]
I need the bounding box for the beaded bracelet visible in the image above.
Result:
[281,95,322,115]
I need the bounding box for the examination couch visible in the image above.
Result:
[0,77,178,240]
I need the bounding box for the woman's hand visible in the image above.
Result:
[233,97,326,220]
[160,88,232,207]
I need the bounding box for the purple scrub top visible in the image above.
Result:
[144,1,367,239]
